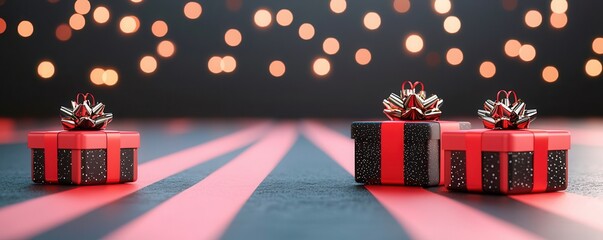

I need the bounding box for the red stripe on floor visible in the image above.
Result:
[104,123,297,240]
[0,122,271,240]
[302,121,541,240]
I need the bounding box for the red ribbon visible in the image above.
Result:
[465,131,483,191]
[43,132,59,183]
[532,130,549,192]
[381,122,404,184]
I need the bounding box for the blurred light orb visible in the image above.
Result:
[74,0,91,15]
[90,68,105,85]
[524,10,542,28]
[502,0,517,11]
[69,14,86,30]
[355,48,371,65]
[224,29,242,47]
[504,39,521,57]
[254,9,272,28]
[93,6,110,24]
[393,0,411,13]
[151,20,168,37]
[433,0,451,14]
[102,69,119,86]
[17,20,34,38]
[585,59,602,77]
[269,60,286,77]
[298,23,315,40]
[157,40,175,58]
[221,56,237,73]
[323,37,340,55]
[446,48,463,65]
[119,16,139,34]
[131,0,143,3]
[208,56,223,74]
[55,24,72,41]
[0,18,6,34]
[363,12,381,30]
[37,61,55,79]
[330,0,346,14]
[184,2,202,19]
[542,66,559,83]
[313,58,331,76]
[593,38,603,54]
[140,56,157,74]
[405,34,424,53]
[550,13,567,29]
[276,9,293,26]
[550,0,568,14]
[479,61,496,78]
[519,44,536,62]
[443,16,461,34]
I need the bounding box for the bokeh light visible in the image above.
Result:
[93,6,110,24]
[443,16,461,34]
[502,0,517,11]
[131,0,143,3]
[313,58,331,76]
[585,59,602,77]
[119,16,139,34]
[550,0,568,14]
[446,48,463,65]
[550,13,567,29]
[519,44,536,62]
[479,61,496,78]
[524,10,542,28]
[17,20,34,38]
[102,69,119,86]
[208,56,222,74]
[184,2,202,20]
[276,9,293,26]
[593,38,603,54]
[405,34,424,53]
[542,66,559,83]
[0,18,5,35]
[363,12,381,30]
[269,60,286,77]
[69,14,86,31]
[254,9,272,28]
[504,39,521,57]
[433,0,451,14]
[299,23,315,40]
[221,56,237,73]
[224,29,242,47]
[355,49,371,65]
[90,68,105,85]
[140,56,157,74]
[37,61,55,79]
[74,0,91,15]
[55,24,72,41]
[151,20,168,37]
[157,40,175,58]
[330,0,346,14]
[322,37,340,55]
[393,0,410,13]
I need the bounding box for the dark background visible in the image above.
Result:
[0,0,601,118]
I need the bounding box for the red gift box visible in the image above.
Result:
[27,130,140,185]
[442,129,570,194]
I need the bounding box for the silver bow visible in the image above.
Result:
[478,90,537,129]
[383,81,443,121]
[60,93,113,130]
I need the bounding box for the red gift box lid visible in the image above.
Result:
[442,129,570,152]
[28,130,140,149]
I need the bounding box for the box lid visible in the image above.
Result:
[352,121,470,140]
[28,130,140,149]
[442,129,570,151]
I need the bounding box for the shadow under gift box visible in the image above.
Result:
[351,121,471,186]
[27,130,140,185]
[442,129,570,194]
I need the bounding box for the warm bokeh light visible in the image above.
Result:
[90,68,105,85]
[74,0,91,15]
[446,48,463,65]
[363,12,381,30]
[93,6,110,24]
[0,18,5,34]
[585,59,602,77]
[269,60,286,77]
[276,9,293,26]
[405,34,424,53]
[69,14,86,30]
[330,0,346,14]
[443,16,461,34]
[102,69,119,86]
[393,0,410,13]
[433,0,451,14]
[355,48,371,65]
[550,0,568,14]
[504,39,521,57]
[519,44,536,62]
[37,61,55,79]
[224,29,242,47]
[208,56,222,74]
[298,23,315,40]
[322,37,340,55]
[17,20,34,38]
[550,13,567,29]
[184,2,202,20]
[151,20,168,37]
[226,0,243,12]
[593,38,603,54]
[502,0,517,11]
[524,10,542,28]
[131,0,143,3]
[313,58,331,76]
[221,56,237,73]
[140,56,157,74]
[542,66,559,83]
[426,52,440,67]
[157,40,175,58]
[479,61,496,78]
[55,24,72,41]
[119,16,139,34]
[254,9,272,28]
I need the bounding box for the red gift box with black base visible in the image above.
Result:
[352,121,471,186]
[27,130,140,185]
[442,129,570,194]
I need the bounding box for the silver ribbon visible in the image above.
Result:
[383,81,443,121]
[60,93,113,130]
[478,90,537,129]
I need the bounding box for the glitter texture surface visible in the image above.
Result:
[57,149,73,184]
[482,152,500,193]
[32,149,45,183]
[120,148,135,182]
[448,151,466,190]
[81,149,108,185]
[352,122,381,184]
[508,152,534,194]
[403,123,432,186]
[547,150,568,191]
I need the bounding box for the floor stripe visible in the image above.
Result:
[104,123,297,240]
[301,120,542,240]
[0,122,271,240]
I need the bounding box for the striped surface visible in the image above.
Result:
[0,119,603,239]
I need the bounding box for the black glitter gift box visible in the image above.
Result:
[27,130,139,185]
[352,121,471,186]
